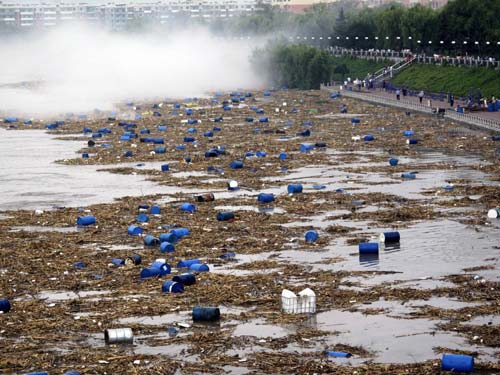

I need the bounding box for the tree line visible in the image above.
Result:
[220,0,500,57]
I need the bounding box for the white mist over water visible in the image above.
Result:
[0,24,266,116]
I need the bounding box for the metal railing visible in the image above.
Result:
[322,86,500,132]
[373,57,416,81]
[327,47,500,70]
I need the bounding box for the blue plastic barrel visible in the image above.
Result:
[180,203,196,213]
[379,231,400,243]
[220,252,236,259]
[257,193,275,203]
[363,135,374,141]
[158,125,167,131]
[279,152,287,160]
[170,228,190,238]
[246,151,255,157]
[389,158,399,166]
[213,126,222,131]
[326,350,352,358]
[230,161,244,169]
[160,242,175,253]
[298,129,311,137]
[0,298,11,313]
[143,235,160,246]
[151,261,171,275]
[173,273,196,286]
[73,262,86,268]
[205,149,218,158]
[287,184,303,194]
[192,306,220,322]
[492,135,500,141]
[83,127,92,133]
[407,139,418,145]
[401,173,416,179]
[123,151,133,158]
[77,215,96,226]
[184,136,195,143]
[127,254,142,265]
[120,135,131,141]
[245,117,254,122]
[216,211,235,221]
[442,354,474,373]
[82,153,89,159]
[162,280,184,293]
[137,213,148,223]
[112,258,125,266]
[190,263,209,272]
[140,267,161,279]
[150,205,161,215]
[140,129,150,134]
[256,151,267,157]
[177,259,201,268]
[153,138,164,144]
[204,131,214,137]
[404,130,414,137]
[161,164,170,172]
[155,146,166,154]
[25,372,49,375]
[351,118,360,123]
[315,142,327,148]
[300,144,314,153]
[359,242,379,254]
[63,371,81,375]
[305,230,318,243]
[160,232,178,244]
[259,117,269,123]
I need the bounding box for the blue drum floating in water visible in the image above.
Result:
[127,225,143,236]
[359,242,379,254]
[192,306,220,322]
[0,298,11,313]
[180,203,196,213]
[173,273,196,286]
[305,230,318,243]
[190,263,209,272]
[389,158,399,166]
[217,211,235,221]
[257,193,275,203]
[379,231,400,243]
[401,173,416,179]
[441,354,474,373]
[77,215,96,226]
[177,259,201,268]
[162,280,184,293]
[363,135,374,141]
[287,184,303,194]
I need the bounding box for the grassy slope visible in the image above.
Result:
[331,56,391,81]
[392,64,500,98]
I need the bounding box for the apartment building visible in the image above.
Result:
[0,0,265,30]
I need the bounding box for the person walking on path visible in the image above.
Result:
[418,90,424,104]
[396,89,401,101]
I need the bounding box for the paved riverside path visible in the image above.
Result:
[322,84,500,132]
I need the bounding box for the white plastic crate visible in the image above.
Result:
[281,288,316,314]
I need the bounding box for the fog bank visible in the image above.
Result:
[0,24,266,116]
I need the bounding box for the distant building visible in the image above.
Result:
[363,0,448,8]
[0,0,268,30]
